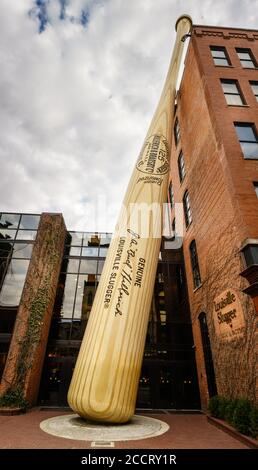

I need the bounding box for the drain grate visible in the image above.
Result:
[91,441,115,448]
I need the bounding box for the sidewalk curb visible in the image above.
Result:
[207,415,258,449]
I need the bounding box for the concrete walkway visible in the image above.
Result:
[0,409,249,449]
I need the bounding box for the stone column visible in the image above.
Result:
[0,213,66,409]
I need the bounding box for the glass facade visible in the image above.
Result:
[40,235,200,410]
[0,212,40,379]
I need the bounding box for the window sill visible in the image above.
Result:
[193,283,203,293]
[214,65,233,68]
[243,157,258,160]
[227,104,249,108]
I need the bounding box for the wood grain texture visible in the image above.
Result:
[68,15,192,423]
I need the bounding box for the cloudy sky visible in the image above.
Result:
[0,0,257,232]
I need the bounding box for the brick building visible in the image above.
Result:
[0,22,257,413]
[169,23,258,408]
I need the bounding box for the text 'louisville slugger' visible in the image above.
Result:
[68,14,193,423]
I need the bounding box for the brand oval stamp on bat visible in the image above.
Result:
[136,134,170,175]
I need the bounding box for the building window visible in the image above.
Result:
[210,46,231,66]
[190,240,201,289]
[250,81,258,102]
[220,79,245,105]
[198,313,217,398]
[183,190,192,228]
[236,48,257,68]
[168,182,174,209]
[172,218,175,240]
[234,123,258,159]
[254,182,258,198]
[178,151,186,182]
[174,118,180,146]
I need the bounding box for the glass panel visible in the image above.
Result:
[20,214,40,230]
[241,142,258,159]
[254,184,258,198]
[0,213,20,229]
[237,51,251,60]
[100,233,112,246]
[66,246,81,256]
[98,259,105,274]
[226,95,243,105]
[60,275,78,318]
[16,230,37,240]
[241,60,255,68]
[0,229,16,240]
[221,82,238,93]
[83,233,100,246]
[99,247,108,257]
[250,82,258,94]
[81,247,99,257]
[73,274,96,320]
[214,58,229,66]
[235,125,256,142]
[67,232,83,246]
[65,258,80,273]
[0,259,30,306]
[12,243,33,259]
[211,49,226,58]
[79,259,98,274]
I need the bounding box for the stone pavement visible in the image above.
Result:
[0,409,249,449]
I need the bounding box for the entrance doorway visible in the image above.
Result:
[39,355,75,406]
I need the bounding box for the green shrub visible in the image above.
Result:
[249,406,258,439]
[232,398,251,436]
[208,395,229,419]
[225,399,239,425]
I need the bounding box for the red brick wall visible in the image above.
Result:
[169,26,258,408]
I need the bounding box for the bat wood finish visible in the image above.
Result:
[68,15,192,423]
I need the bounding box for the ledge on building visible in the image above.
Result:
[207,414,258,449]
[0,406,26,416]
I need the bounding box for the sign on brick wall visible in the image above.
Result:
[213,289,245,342]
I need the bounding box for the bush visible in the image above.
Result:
[208,395,229,419]
[225,399,239,425]
[232,398,251,435]
[249,406,258,439]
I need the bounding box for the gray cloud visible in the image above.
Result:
[0,0,257,231]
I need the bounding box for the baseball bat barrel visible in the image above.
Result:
[68,14,192,423]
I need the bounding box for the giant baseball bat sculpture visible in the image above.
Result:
[68,15,192,423]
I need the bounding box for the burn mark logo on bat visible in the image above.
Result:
[136,134,169,175]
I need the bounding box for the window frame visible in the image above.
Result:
[210,46,231,67]
[174,118,180,146]
[254,182,258,198]
[250,81,258,102]
[189,240,201,289]
[168,182,174,209]
[236,48,257,69]
[178,151,186,183]
[234,122,258,159]
[183,190,192,228]
[220,79,245,106]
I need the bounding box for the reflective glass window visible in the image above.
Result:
[0,259,30,306]
[97,260,105,274]
[250,81,258,101]
[81,246,99,257]
[236,48,257,68]
[83,234,100,246]
[12,243,33,259]
[60,275,78,318]
[65,258,80,273]
[99,247,108,257]
[66,246,81,256]
[210,46,231,66]
[73,274,96,320]
[67,232,83,246]
[234,123,258,159]
[79,259,98,274]
[0,229,16,240]
[221,79,245,105]
[178,151,186,183]
[0,213,20,229]
[100,233,112,246]
[16,230,37,241]
[20,214,40,230]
